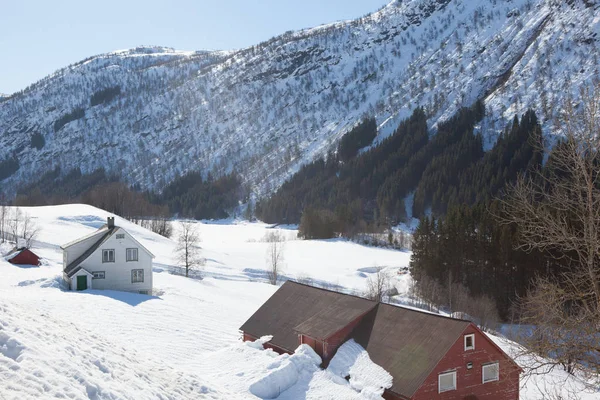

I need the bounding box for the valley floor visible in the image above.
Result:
[0,205,596,399]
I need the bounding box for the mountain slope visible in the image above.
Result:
[1,0,598,197]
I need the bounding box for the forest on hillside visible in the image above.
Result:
[257,103,543,239]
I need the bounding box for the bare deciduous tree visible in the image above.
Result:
[364,267,391,302]
[8,207,22,243]
[0,199,7,243]
[265,231,285,285]
[175,221,203,278]
[500,84,600,383]
[20,212,39,249]
[413,273,499,331]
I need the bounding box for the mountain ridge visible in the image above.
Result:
[1,0,598,200]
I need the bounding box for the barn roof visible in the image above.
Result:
[240,281,377,352]
[352,303,470,398]
[240,281,477,399]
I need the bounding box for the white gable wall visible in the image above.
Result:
[76,228,153,293]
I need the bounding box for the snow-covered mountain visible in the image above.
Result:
[1,0,598,196]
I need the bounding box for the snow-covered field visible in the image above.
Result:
[0,205,596,399]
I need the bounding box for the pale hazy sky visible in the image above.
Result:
[0,0,389,94]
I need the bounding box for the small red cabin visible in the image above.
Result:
[8,248,41,266]
[240,281,521,400]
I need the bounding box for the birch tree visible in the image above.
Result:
[175,221,203,278]
[265,231,285,285]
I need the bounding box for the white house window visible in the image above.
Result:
[116,234,125,239]
[482,362,500,383]
[132,269,144,283]
[126,248,138,262]
[438,371,456,393]
[464,334,475,351]
[102,249,115,263]
[92,271,105,279]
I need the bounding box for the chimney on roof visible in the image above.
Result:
[107,217,115,229]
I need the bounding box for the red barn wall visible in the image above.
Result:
[411,324,520,400]
[382,389,408,400]
[322,311,370,364]
[9,250,40,266]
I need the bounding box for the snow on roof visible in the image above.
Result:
[328,339,392,398]
[60,226,109,249]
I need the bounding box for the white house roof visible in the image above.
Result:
[60,226,110,250]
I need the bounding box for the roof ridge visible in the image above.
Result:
[284,280,378,304]
[378,302,472,324]
[286,281,472,324]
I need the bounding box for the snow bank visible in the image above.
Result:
[245,335,273,350]
[249,344,322,399]
[328,339,393,399]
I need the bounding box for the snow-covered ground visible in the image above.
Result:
[0,204,597,399]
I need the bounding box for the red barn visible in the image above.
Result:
[240,281,521,400]
[8,248,41,266]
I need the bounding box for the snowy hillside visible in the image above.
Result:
[0,204,597,399]
[1,0,599,196]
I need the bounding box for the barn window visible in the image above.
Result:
[102,249,115,263]
[132,269,144,283]
[126,248,138,262]
[92,271,105,279]
[464,334,475,351]
[482,362,499,383]
[438,370,456,393]
[116,234,125,239]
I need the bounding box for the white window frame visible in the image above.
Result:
[482,362,500,383]
[464,333,475,351]
[92,271,105,279]
[102,249,115,263]
[131,269,144,283]
[438,370,457,393]
[126,248,138,262]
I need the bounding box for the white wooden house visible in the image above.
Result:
[61,217,154,294]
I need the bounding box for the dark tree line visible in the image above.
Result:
[15,167,243,222]
[90,86,121,106]
[412,109,543,216]
[409,121,567,321]
[257,102,486,238]
[338,118,377,162]
[410,202,562,321]
[151,171,242,220]
[54,107,85,132]
[30,132,45,150]
[15,167,114,204]
[0,158,19,181]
